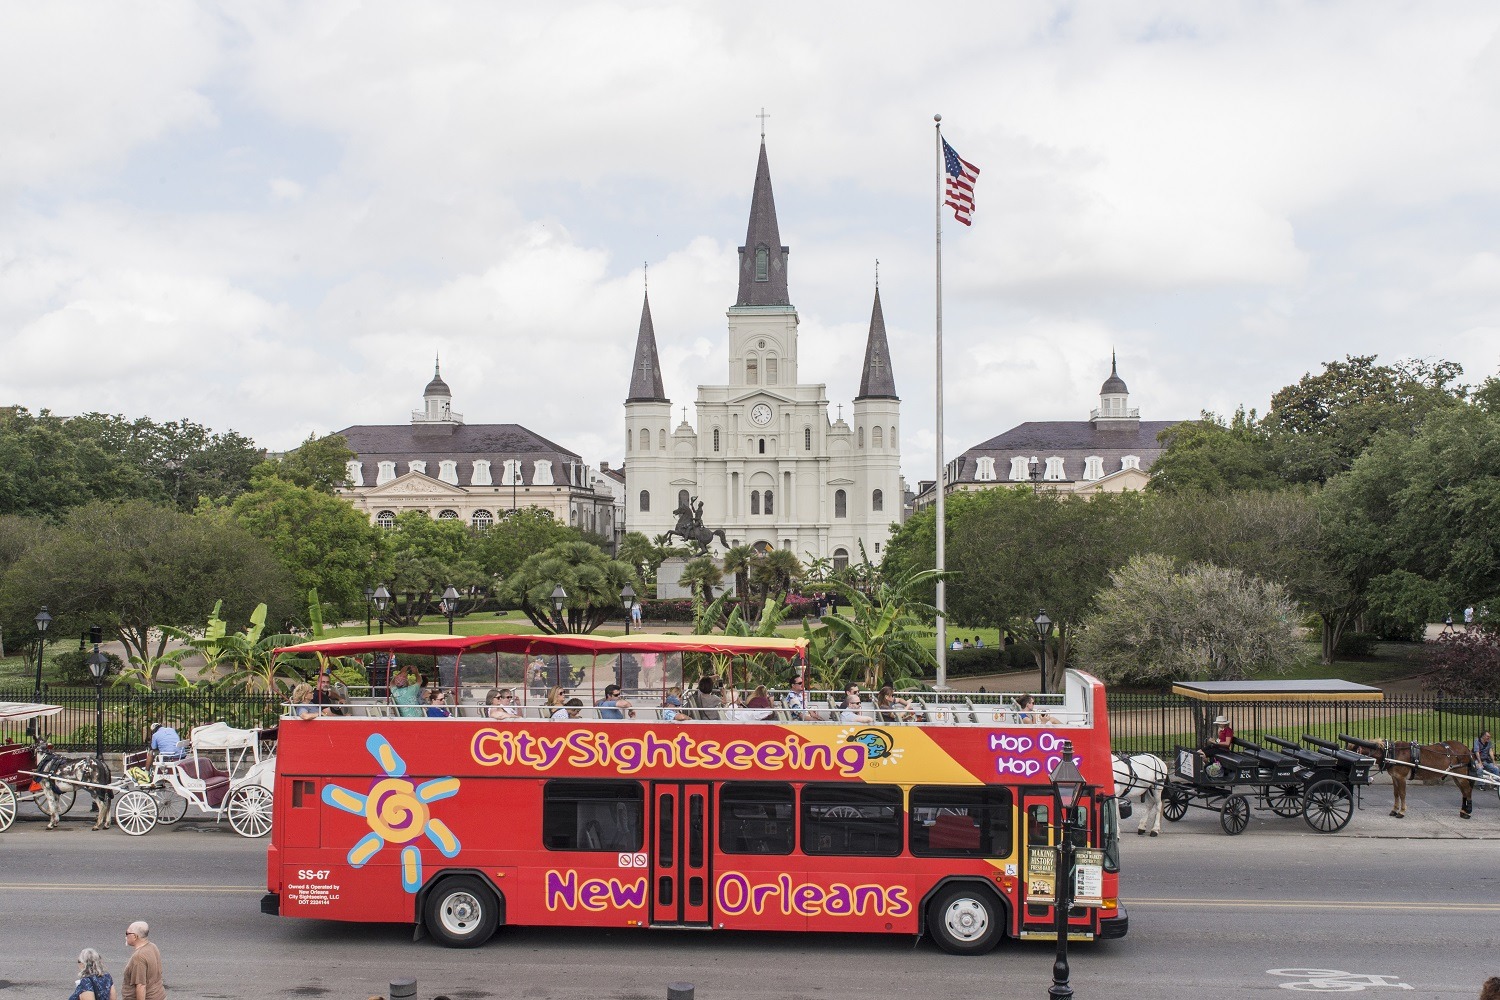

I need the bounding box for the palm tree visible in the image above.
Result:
[803,553,833,584]
[722,544,755,615]
[679,556,723,603]
[818,567,943,689]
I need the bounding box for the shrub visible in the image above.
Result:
[52,649,126,687]
[1334,631,1378,658]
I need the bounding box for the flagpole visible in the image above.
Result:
[933,113,947,689]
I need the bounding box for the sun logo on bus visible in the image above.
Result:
[320,733,463,894]
[844,728,903,768]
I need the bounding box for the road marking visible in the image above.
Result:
[1269,968,1413,992]
[1131,897,1500,912]
[0,883,260,892]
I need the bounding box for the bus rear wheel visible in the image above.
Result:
[928,884,1002,955]
[423,876,499,948]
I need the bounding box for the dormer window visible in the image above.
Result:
[1008,456,1029,481]
[438,460,459,485]
[1044,456,1066,481]
[376,461,396,485]
[471,460,492,486]
[1083,456,1104,481]
[408,460,427,476]
[755,246,769,281]
[1121,455,1141,471]
[345,461,364,487]
[975,457,996,482]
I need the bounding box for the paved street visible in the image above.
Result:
[2,782,1497,999]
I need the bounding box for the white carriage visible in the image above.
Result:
[112,722,276,838]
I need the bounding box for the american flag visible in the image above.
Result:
[942,138,980,226]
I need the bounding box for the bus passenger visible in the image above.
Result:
[684,676,722,720]
[660,686,684,722]
[543,687,567,717]
[596,683,636,720]
[875,686,913,723]
[731,684,774,721]
[553,697,583,721]
[839,694,873,725]
[486,688,519,720]
[840,683,860,709]
[290,683,322,720]
[424,688,451,718]
[783,675,811,720]
[1014,695,1057,725]
[390,668,423,717]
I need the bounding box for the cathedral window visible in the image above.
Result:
[376,510,395,529]
[471,460,492,486]
[872,426,883,448]
[438,509,459,520]
[1083,456,1104,481]
[872,489,883,512]
[833,547,849,572]
[472,509,494,532]
[764,490,773,515]
[1044,456,1065,481]
[408,460,427,476]
[1008,456,1030,481]
[804,427,811,451]
[639,490,650,512]
[975,457,996,482]
[345,460,364,487]
[766,357,778,385]
[750,490,761,515]
[639,428,650,451]
[376,461,396,485]
[857,426,864,448]
[758,439,766,454]
[1121,455,1141,471]
[746,357,759,385]
[713,428,720,452]
[678,490,690,510]
[438,460,459,485]
[755,246,769,281]
[658,429,666,450]
[890,425,897,448]
[834,489,847,518]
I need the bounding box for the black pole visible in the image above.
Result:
[446,609,455,635]
[1049,797,1075,999]
[93,644,105,766]
[365,598,372,636]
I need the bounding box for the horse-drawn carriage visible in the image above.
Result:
[112,722,277,838]
[1161,733,1374,835]
[0,702,77,831]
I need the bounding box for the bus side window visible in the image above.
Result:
[719,782,794,855]
[542,779,645,851]
[1028,804,1050,845]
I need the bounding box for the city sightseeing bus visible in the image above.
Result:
[260,632,1127,952]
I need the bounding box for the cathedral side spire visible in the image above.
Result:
[626,291,669,403]
[854,286,898,400]
[736,142,790,307]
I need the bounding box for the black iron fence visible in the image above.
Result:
[1106,692,1500,759]
[1,685,282,752]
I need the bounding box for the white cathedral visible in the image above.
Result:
[624,139,903,569]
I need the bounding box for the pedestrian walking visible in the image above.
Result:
[121,921,165,1000]
[69,948,118,1000]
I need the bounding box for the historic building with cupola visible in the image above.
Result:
[623,139,904,568]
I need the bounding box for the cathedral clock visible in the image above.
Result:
[750,403,773,426]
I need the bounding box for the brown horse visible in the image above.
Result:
[1345,738,1475,819]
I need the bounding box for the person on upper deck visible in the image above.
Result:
[783,675,820,721]
[684,676,722,720]
[423,687,451,718]
[290,683,322,720]
[740,684,775,721]
[660,686,684,722]
[485,688,520,720]
[390,667,423,717]
[875,686,914,723]
[1014,694,1057,725]
[839,693,873,725]
[596,684,636,720]
[553,697,583,721]
[839,683,860,710]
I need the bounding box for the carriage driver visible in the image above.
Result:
[1198,714,1234,775]
[146,723,185,768]
[1475,731,1500,781]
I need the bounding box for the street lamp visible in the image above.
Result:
[87,626,108,766]
[31,607,52,737]
[440,585,460,635]
[1033,610,1053,695]
[1048,739,1086,1000]
[620,583,637,636]
[373,585,390,636]
[550,585,568,633]
[1028,455,1042,491]
[364,586,375,636]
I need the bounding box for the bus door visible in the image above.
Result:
[649,782,711,927]
[1019,788,1095,939]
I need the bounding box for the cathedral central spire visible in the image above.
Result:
[855,287,898,400]
[626,290,668,403]
[736,142,790,307]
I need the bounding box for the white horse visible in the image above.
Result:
[1112,752,1168,837]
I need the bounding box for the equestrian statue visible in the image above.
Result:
[667,495,729,555]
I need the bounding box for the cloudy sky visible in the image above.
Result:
[4,1,1499,485]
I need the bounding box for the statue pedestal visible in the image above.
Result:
[656,557,736,600]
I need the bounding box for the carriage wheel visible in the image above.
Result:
[154,790,189,825]
[114,790,158,836]
[1162,783,1190,822]
[1303,779,1354,833]
[1266,784,1303,818]
[227,785,273,838]
[0,782,16,832]
[1220,794,1250,836]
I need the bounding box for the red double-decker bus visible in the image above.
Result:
[261,632,1127,953]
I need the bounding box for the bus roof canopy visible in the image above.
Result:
[1170,679,1384,702]
[273,632,809,660]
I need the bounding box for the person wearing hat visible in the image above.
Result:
[145,723,184,769]
[1208,714,1234,752]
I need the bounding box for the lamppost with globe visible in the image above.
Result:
[1033,610,1053,695]
[86,626,109,766]
[440,586,460,635]
[1048,739,1087,1000]
[620,583,637,636]
[550,585,568,633]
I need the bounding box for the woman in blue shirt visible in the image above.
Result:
[69,948,117,1000]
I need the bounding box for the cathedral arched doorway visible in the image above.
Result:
[832,547,849,572]
[751,540,773,555]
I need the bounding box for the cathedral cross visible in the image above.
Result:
[757,107,770,139]
[639,357,652,376]
[870,355,885,375]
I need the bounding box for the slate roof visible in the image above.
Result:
[338,423,583,489]
[953,419,1183,484]
[855,287,898,401]
[626,291,668,403]
[736,141,790,307]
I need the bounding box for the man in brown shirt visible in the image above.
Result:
[122,921,166,1000]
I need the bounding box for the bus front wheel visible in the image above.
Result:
[928,884,1003,955]
[423,876,500,948]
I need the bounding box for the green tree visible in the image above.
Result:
[225,474,388,619]
[501,540,638,634]
[472,507,579,581]
[0,500,296,680]
[679,556,723,602]
[819,568,941,689]
[1265,354,1465,485]
[257,433,356,492]
[1075,553,1301,685]
[1148,408,1280,494]
[722,545,755,609]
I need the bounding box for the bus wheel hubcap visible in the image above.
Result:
[945,899,987,940]
[441,893,480,933]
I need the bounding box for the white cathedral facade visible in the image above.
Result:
[624,140,903,568]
